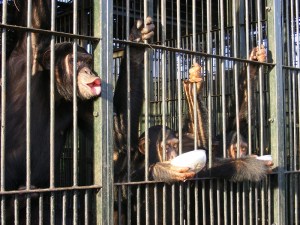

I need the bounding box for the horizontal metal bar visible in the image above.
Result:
[115,172,285,187]
[0,23,100,41]
[0,185,102,196]
[114,39,275,66]
[283,65,300,71]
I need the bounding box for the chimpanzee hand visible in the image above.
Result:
[250,154,274,174]
[188,62,202,83]
[129,16,155,42]
[249,44,267,63]
[150,161,195,183]
[247,44,267,77]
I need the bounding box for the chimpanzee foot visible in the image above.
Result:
[129,16,155,42]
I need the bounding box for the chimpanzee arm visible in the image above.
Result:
[235,45,267,135]
[150,161,195,182]
[14,0,51,73]
[113,17,155,152]
[183,63,208,149]
[198,156,273,182]
[150,155,273,183]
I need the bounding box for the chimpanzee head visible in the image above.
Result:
[138,126,179,162]
[42,42,101,101]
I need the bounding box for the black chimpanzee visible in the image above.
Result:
[2,0,156,224]
[2,0,102,223]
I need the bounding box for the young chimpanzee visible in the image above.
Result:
[148,59,272,183]
[138,125,179,163]
[211,45,267,159]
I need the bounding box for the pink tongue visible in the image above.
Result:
[87,78,101,96]
[91,86,101,95]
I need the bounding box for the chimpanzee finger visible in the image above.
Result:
[265,160,274,167]
[142,31,154,41]
[174,171,195,181]
[136,19,143,29]
[141,24,155,34]
[145,16,153,25]
[169,165,190,172]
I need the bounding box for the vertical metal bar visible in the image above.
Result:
[143,2,151,225]
[232,0,240,158]
[14,196,19,225]
[219,1,227,223]
[72,1,79,224]
[255,184,258,225]
[192,0,198,149]
[294,1,299,223]
[195,180,199,225]
[284,2,293,225]
[160,1,167,224]
[232,3,241,224]
[39,195,43,225]
[137,186,141,224]
[125,1,132,224]
[175,1,184,225]
[84,190,89,224]
[267,1,286,225]
[143,0,150,181]
[190,3,196,225]
[268,177,271,225]
[257,4,266,223]
[243,1,252,224]
[206,1,214,224]
[50,0,56,224]
[26,0,33,224]
[93,0,114,224]
[202,180,206,224]
[230,182,233,225]
[288,2,295,223]
[62,192,67,225]
[1,0,7,223]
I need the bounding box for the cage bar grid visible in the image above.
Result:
[0,0,298,225]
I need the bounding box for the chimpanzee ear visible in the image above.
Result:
[138,137,150,155]
[41,49,51,70]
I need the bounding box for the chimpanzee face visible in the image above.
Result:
[43,43,101,101]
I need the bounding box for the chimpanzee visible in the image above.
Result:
[3,0,156,224]
[210,45,267,159]
[3,2,101,224]
[181,54,271,224]
[147,60,272,183]
[138,125,179,163]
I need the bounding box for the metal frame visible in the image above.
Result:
[0,0,299,224]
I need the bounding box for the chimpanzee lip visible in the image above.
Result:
[86,77,101,96]
[86,77,101,87]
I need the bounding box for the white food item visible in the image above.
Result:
[171,149,207,173]
[257,155,272,161]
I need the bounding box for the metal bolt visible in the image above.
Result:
[268,118,274,123]
[266,6,271,12]
[93,111,99,117]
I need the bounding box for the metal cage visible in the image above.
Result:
[0,0,298,225]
